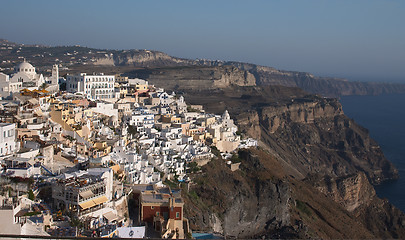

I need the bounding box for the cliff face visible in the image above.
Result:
[257,97,342,134]
[183,152,292,238]
[125,63,405,97]
[184,149,386,239]
[127,66,255,90]
[237,97,398,184]
[309,172,376,212]
[94,50,197,67]
[221,62,405,97]
[308,172,405,238]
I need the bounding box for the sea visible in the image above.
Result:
[340,94,405,212]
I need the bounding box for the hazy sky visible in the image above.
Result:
[1,0,404,82]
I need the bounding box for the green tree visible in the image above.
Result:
[28,189,35,201]
[40,83,48,90]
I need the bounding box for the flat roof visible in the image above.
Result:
[141,193,167,203]
[132,184,155,193]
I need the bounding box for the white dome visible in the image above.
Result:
[14,61,35,73]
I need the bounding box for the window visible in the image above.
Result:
[176,212,180,218]
[151,206,154,209]
[156,212,160,216]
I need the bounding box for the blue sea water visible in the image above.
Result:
[340,94,405,212]
[192,233,222,239]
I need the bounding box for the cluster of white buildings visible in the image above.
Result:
[0,61,256,184]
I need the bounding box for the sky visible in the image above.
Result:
[0,0,404,82]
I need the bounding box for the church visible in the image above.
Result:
[0,60,59,99]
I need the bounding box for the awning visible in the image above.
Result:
[79,200,96,210]
[79,190,93,199]
[93,195,108,205]
[103,211,118,222]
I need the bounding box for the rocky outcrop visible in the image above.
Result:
[222,62,405,97]
[110,51,196,67]
[184,150,292,238]
[308,172,405,238]
[127,66,255,90]
[309,172,376,212]
[259,97,343,133]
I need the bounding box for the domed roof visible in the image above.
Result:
[16,61,34,69]
[14,61,35,73]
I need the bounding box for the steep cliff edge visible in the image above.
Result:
[184,148,384,238]
[241,64,405,97]
[238,97,398,184]
[126,63,405,97]
[126,66,255,90]
[307,172,405,238]
[184,152,291,238]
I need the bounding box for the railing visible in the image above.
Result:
[78,192,105,204]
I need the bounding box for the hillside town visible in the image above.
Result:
[0,61,257,238]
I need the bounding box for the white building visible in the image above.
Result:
[10,61,45,90]
[208,110,240,153]
[44,64,60,92]
[92,102,119,117]
[0,123,16,156]
[0,73,10,99]
[52,168,114,214]
[67,73,115,100]
[0,61,47,98]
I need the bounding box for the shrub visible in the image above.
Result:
[28,189,35,201]
[296,200,312,216]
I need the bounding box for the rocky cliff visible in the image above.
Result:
[126,66,255,90]
[125,63,405,97]
[307,172,405,238]
[230,63,405,97]
[309,172,376,212]
[94,50,197,67]
[183,148,398,238]
[183,150,293,238]
[187,157,291,237]
[238,98,398,184]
